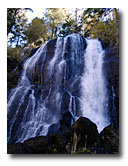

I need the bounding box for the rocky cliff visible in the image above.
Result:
[7,34,119,154]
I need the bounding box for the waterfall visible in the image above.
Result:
[7,34,86,144]
[7,34,110,144]
[7,43,57,144]
[81,39,110,132]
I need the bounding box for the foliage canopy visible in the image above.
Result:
[7,8,119,50]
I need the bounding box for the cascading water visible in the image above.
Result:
[7,34,85,144]
[7,34,110,144]
[80,39,110,132]
[7,43,54,143]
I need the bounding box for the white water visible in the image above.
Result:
[7,35,82,143]
[8,34,110,144]
[7,43,57,143]
[81,39,110,132]
[20,43,48,86]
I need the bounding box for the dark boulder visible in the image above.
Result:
[60,111,73,127]
[7,143,31,154]
[8,118,119,154]
[100,124,119,153]
[66,117,100,153]
[8,136,51,154]
[23,136,51,154]
[59,111,73,134]
[48,123,60,136]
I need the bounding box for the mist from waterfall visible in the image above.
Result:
[80,39,110,132]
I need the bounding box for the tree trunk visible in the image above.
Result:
[75,8,78,24]
[16,36,20,47]
[113,8,119,23]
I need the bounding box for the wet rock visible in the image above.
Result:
[48,111,73,136]
[48,123,60,136]
[7,118,119,154]
[103,47,119,129]
[105,47,119,57]
[8,89,32,144]
[60,111,73,128]
[19,45,33,61]
[71,77,81,97]
[104,47,119,99]
[59,111,73,135]
[7,34,119,152]
[61,91,71,111]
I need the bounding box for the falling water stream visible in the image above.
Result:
[81,39,110,132]
[7,34,110,144]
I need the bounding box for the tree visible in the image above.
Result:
[75,8,78,24]
[58,16,82,37]
[58,8,83,37]
[25,17,47,45]
[7,8,33,47]
[45,8,69,39]
[89,9,119,47]
[81,8,119,47]
[7,8,20,35]
[81,8,107,37]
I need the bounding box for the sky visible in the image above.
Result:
[26,8,46,23]
[25,8,84,23]
[8,8,83,47]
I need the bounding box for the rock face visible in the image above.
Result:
[7,34,119,154]
[8,136,51,154]
[8,117,119,154]
[7,46,40,91]
[100,124,119,153]
[66,117,100,154]
[7,34,87,144]
[104,47,119,129]
[48,110,73,136]
[7,117,99,154]
[69,117,99,146]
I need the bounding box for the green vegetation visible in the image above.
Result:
[7,8,33,47]
[58,16,82,37]
[7,47,20,72]
[24,17,47,45]
[7,8,119,47]
[44,8,69,39]
[7,8,119,71]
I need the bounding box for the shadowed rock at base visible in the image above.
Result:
[7,117,119,154]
